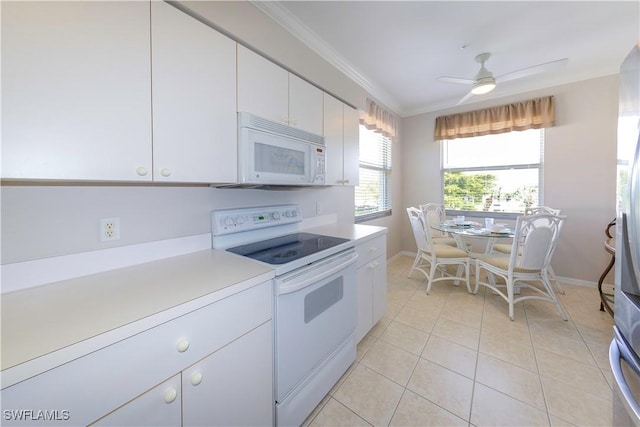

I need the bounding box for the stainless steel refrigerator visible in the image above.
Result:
[611,41,640,426]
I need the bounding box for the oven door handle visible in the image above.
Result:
[611,328,640,424]
[277,251,358,295]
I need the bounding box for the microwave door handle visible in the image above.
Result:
[610,337,640,423]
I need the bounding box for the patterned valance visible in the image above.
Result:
[360,98,398,141]
[434,96,555,140]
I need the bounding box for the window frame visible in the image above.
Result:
[355,125,392,222]
[440,129,544,219]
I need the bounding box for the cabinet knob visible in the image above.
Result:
[343,179,349,184]
[176,338,190,353]
[369,247,378,253]
[160,168,171,177]
[190,371,203,386]
[136,166,148,176]
[368,263,376,270]
[164,388,177,404]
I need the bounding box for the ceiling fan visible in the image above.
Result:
[438,52,568,105]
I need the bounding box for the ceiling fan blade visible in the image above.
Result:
[456,91,475,105]
[438,76,475,85]
[495,58,568,84]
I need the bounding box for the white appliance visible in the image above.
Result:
[611,42,640,426]
[237,112,326,187]
[211,205,357,426]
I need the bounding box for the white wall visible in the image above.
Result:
[401,75,619,284]
[0,185,356,264]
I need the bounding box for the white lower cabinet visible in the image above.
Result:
[0,282,273,427]
[182,321,273,427]
[92,322,273,427]
[91,375,182,427]
[355,235,387,342]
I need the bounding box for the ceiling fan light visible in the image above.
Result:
[471,79,496,95]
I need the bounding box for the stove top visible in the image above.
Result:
[227,233,350,265]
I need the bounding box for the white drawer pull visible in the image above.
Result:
[190,371,203,386]
[136,166,148,176]
[164,388,177,404]
[160,168,171,177]
[176,338,190,353]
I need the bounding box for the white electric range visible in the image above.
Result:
[211,205,358,426]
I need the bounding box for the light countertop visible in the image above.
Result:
[1,223,387,386]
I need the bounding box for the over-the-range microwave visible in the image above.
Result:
[237,112,326,186]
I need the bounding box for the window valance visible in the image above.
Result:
[434,96,555,141]
[360,98,398,141]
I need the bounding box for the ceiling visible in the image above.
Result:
[253,1,640,117]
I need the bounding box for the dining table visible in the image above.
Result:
[432,221,515,255]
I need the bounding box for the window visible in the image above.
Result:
[441,129,543,214]
[355,125,392,221]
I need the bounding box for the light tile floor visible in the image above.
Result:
[304,255,615,427]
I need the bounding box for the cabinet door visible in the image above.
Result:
[1,1,152,181]
[151,1,237,183]
[342,104,360,186]
[372,256,387,326]
[356,264,374,343]
[289,74,323,135]
[182,321,273,427]
[237,45,288,125]
[90,375,181,427]
[323,93,346,185]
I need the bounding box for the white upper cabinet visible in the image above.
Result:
[323,93,360,185]
[1,1,153,181]
[151,1,237,183]
[237,45,323,135]
[288,74,324,136]
[237,45,289,126]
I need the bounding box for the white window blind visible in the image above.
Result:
[355,126,392,220]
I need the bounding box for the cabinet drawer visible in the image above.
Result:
[356,235,386,268]
[1,281,272,426]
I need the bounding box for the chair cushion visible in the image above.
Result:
[492,243,512,254]
[433,237,457,246]
[431,244,469,258]
[475,254,540,273]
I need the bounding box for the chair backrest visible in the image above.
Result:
[407,207,433,253]
[510,213,566,272]
[525,206,561,216]
[419,203,447,237]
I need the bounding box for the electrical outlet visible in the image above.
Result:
[100,217,120,242]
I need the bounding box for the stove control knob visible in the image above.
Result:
[236,216,245,225]
[284,211,293,218]
[223,217,234,227]
[271,212,280,221]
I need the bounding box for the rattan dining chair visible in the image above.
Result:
[419,203,457,247]
[474,212,568,321]
[407,207,471,294]
[490,206,564,294]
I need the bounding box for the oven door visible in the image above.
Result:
[274,248,357,402]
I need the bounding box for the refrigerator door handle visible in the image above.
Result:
[610,335,640,424]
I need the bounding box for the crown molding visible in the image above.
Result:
[250,1,402,116]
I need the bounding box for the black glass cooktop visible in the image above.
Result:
[227,233,349,265]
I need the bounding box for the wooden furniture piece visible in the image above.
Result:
[598,218,616,316]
